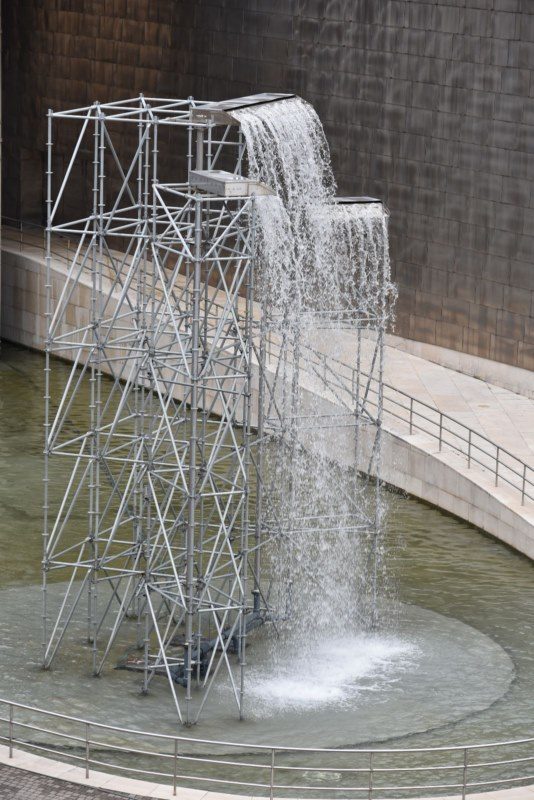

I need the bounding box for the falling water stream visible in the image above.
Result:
[235,96,395,321]
[234,96,399,701]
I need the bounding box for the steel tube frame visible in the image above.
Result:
[42,97,264,724]
[42,94,391,726]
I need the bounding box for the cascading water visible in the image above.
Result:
[234,97,405,709]
[235,97,395,320]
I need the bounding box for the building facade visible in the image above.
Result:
[3,0,534,369]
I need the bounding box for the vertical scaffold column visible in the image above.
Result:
[42,108,53,664]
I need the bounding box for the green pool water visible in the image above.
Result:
[1,341,534,794]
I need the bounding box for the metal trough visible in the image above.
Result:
[333,196,382,204]
[189,169,275,197]
[191,92,295,125]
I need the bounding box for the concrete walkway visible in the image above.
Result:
[316,328,534,468]
[377,340,534,556]
[383,343,534,468]
[313,327,534,555]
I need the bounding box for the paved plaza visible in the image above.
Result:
[0,763,141,799]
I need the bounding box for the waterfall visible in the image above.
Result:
[235,96,394,325]
[234,97,395,696]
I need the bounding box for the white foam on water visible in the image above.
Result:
[247,635,418,715]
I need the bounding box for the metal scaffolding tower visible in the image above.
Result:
[42,94,390,725]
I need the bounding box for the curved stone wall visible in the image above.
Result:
[4,240,533,559]
[3,1,534,369]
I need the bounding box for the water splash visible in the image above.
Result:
[247,634,417,715]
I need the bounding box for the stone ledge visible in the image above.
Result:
[380,428,534,559]
[2,744,534,800]
[387,334,534,401]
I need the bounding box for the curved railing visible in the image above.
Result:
[2,217,70,266]
[2,698,534,798]
[3,218,533,508]
[267,328,534,509]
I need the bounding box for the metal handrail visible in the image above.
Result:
[348,355,533,506]
[265,335,534,508]
[2,697,534,798]
[3,218,533,508]
[2,217,78,273]
[1,217,237,316]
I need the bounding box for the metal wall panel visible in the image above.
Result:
[3,0,534,368]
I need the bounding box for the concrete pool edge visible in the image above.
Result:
[379,427,534,561]
[3,744,534,800]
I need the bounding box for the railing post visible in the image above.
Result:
[495,447,499,487]
[467,430,471,468]
[368,751,374,800]
[85,722,90,779]
[173,739,178,796]
[8,704,13,758]
[270,748,276,800]
[522,463,527,506]
[462,747,468,800]
[409,397,413,435]
[439,414,443,452]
